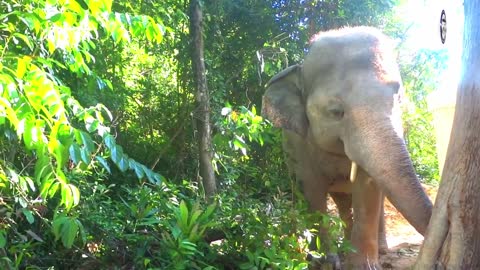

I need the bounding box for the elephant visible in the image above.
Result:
[261,27,433,269]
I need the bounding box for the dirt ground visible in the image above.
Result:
[328,184,438,270]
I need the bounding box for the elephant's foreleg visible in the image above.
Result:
[349,172,382,269]
[378,194,388,254]
[299,176,342,269]
[330,192,353,241]
[300,177,329,250]
[331,192,388,256]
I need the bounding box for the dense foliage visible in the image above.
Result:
[401,49,448,183]
[0,0,444,269]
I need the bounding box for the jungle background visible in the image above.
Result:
[0,0,451,269]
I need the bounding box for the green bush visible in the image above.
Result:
[401,48,449,184]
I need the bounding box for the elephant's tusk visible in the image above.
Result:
[350,161,358,183]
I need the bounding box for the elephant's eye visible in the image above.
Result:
[325,102,344,120]
[328,107,344,119]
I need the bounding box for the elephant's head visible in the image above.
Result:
[262,27,432,235]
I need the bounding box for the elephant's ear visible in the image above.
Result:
[262,64,308,137]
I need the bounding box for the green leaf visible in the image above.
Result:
[47,39,56,54]
[69,144,82,164]
[117,156,128,172]
[40,177,55,198]
[63,11,76,26]
[21,209,35,224]
[80,146,91,164]
[50,13,64,23]
[233,136,246,149]
[19,13,42,35]
[95,156,111,173]
[62,219,78,248]
[79,131,95,152]
[49,138,67,169]
[144,169,156,184]
[16,56,28,78]
[13,33,34,51]
[53,216,79,248]
[203,203,216,221]
[138,218,160,226]
[52,216,67,240]
[179,201,189,227]
[66,0,84,14]
[128,158,136,169]
[60,182,79,211]
[133,161,145,179]
[152,172,164,185]
[24,177,36,192]
[0,97,19,127]
[316,236,321,251]
[68,184,80,207]
[61,184,72,210]
[48,181,60,198]
[179,240,197,252]
[110,144,124,163]
[34,147,51,184]
[25,230,44,242]
[190,209,202,228]
[104,134,115,150]
[84,114,99,132]
[0,230,6,248]
[146,24,154,41]
[23,123,40,150]
[76,219,86,245]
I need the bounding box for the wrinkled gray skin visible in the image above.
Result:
[262,27,432,269]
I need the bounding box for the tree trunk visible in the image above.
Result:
[190,0,217,199]
[414,1,480,269]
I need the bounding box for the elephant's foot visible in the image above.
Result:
[346,254,382,270]
[346,261,382,270]
[307,253,342,270]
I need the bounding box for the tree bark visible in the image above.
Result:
[414,1,480,269]
[190,0,217,199]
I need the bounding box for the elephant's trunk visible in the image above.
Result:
[343,110,433,235]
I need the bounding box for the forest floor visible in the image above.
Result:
[327,184,438,269]
[379,184,437,269]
